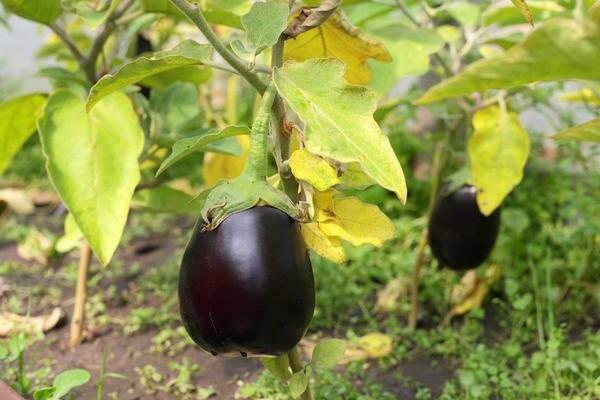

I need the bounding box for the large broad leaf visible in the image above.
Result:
[156,125,250,176]
[274,59,406,202]
[0,94,46,175]
[132,185,208,213]
[38,90,144,265]
[553,118,600,142]
[417,14,600,104]
[87,40,212,111]
[241,0,288,54]
[284,11,391,85]
[1,0,62,25]
[468,106,530,215]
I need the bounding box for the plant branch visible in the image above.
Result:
[283,0,340,39]
[168,0,266,94]
[408,136,448,330]
[69,243,92,347]
[49,24,86,66]
[288,346,312,400]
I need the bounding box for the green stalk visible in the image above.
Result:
[244,84,278,180]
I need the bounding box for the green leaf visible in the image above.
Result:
[368,26,444,93]
[447,1,481,27]
[64,0,122,29]
[52,369,91,399]
[273,59,406,202]
[87,40,212,111]
[510,0,534,25]
[0,94,47,175]
[157,126,249,176]
[553,118,600,142]
[0,0,62,25]
[132,186,208,214]
[241,0,289,54]
[468,106,530,215]
[482,2,565,27]
[311,338,346,369]
[139,65,212,88]
[260,355,292,382]
[38,90,144,265]
[417,14,600,104]
[55,213,83,253]
[140,0,244,28]
[33,387,55,400]
[289,371,309,398]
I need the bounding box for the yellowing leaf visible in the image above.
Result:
[284,11,391,85]
[313,191,395,246]
[289,149,339,191]
[0,307,64,337]
[357,333,393,358]
[468,106,530,215]
[300,223,346,264]
[560,88,600,106]
[202,135,249,187]
[510,0,534,25]
[274,59,406,202]
[375,277,410,312]
[448,265,501,318]
[553,118,600,143]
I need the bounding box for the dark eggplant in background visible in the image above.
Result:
[178,206,315,357]
[428,185,501,270]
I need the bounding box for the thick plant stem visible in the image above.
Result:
[288,346,313,400]
[69,243,92,347]
[408,138,447,330]
[244,84,278,180]
[168,0,267,94]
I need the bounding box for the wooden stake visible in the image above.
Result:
[69,243,92,347]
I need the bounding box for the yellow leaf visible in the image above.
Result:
[449,265,502,317]
[375,277,410,312]
[318,194,396,246]
[357,333,393,358]
[202,135,249,187]
[313,189,337,222]
[560,88,600,106]
[300,222,346,264]
[469,106,530,215]
[289,149,339,191]
[283,12,391,85]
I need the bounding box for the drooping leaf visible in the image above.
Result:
[357,333,393,358]
[0,0,62,25]
[157,126,250,176]
[241,1,289,54]
[87,40,212,111]
[313,190,395,247]
[553,118,600,142]
[417,14,600,104]
[260,355,291,382]
[510,0,534,25]
[468,106,530,215]
[0,94,47,175]
[300,223,346,264]
[289,149,339,191]
[203,136,249,187]
[289,371,309,398]
[38,90,144,265]
[274,59,406,201]
[52,369,91,399]
[284,11,391,85]
[312,338,346,369]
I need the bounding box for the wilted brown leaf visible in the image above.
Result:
[0,307,65,337]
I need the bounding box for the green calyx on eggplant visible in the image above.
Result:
[428,184,501,270]
[179,206,314,356]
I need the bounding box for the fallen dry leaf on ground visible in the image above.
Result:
[0,307,65,337]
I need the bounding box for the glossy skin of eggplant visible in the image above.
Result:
[178,206,315,357]
[428,185,501,270]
